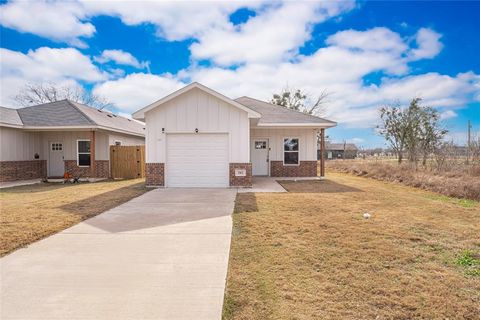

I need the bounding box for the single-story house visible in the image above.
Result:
[321,142,358,160]
[0,100,145,182]
[133,82,336,188]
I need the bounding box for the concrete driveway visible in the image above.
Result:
[0,188,236,320]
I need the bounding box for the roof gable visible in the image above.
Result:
[132,82,261,121]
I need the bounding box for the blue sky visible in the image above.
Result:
[1,0,479,148]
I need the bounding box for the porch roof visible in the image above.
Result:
[235,96,337,128]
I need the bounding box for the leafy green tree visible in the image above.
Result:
[378,102,409,163]
[378,98,447,165]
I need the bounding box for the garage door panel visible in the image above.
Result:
[166,134,229,187]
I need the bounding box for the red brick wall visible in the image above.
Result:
[0,160,47,182]
[64,160,110,178]
[95,160,110,178]
[146,163,164,186]
[229,163,252,187]
[270,161,318,177]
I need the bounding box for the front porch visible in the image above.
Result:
[249,127,327,179]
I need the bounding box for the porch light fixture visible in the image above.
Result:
[162,128,165,133]
[195,128,199,133]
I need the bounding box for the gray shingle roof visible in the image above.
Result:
[0,107,23,126]
[2,100,144,136]
[325,142,358,151]
[17,100,94,127]
[235,96,336,126]
[70,101,145,136]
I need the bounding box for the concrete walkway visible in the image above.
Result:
[1,188,236,320]
[238,177,286,193]
[0,179,42,189]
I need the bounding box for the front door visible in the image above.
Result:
[49,142,64,177]
[251,139,269,176]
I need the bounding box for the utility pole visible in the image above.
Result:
[466,120,471,164]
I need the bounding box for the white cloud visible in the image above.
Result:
[0,0,94,47]
[80,1,262,41]
[0,0,263,46]
[0,47,106,107]
[95,50,149,69]
[326,27,408,55]
[0,1,476,131]
[440,110,457,120]
[409,28,443,60]
[93,73,184,112]
[190,1,356,65]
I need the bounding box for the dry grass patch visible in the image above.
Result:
[223,173,480,320]
[0,179,146,256]
[327,160,480,200]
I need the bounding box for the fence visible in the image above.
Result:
[110,145,145,179]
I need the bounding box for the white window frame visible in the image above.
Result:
[283,137,300,166]
[77,139,91,167]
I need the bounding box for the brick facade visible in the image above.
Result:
[146,163,164,186]
[270,160,318,177]
[94,160,110,178]
[64,160,110,178]
[0,160,47,182]
[229,163,252,187]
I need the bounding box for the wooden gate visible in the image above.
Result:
[110,145,145,179]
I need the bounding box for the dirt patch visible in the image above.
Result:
[0,179,147,256]
[278,179,362,193]
[223,173,480,319]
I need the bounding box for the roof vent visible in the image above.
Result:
[107,114,112,118]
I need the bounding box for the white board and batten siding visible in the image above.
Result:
[250,128,318,162]
[0,127,42,161]
[144,88,250,187]
[145,88,249,158]
[108,133,145,147]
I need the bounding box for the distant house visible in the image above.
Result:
[0,100,145,182]
[319,142,358,160]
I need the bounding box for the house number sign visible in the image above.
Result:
[235,169,246,177]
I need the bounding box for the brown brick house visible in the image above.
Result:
[0,100,144,182]
[132,82,336,188]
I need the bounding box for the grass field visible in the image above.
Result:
[0,179,146,256]
[327,159,480,200]
[223,173,480,319]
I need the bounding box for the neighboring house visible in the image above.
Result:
[0,100,145,182]
[321,142,358,160]
[133,82,336,188]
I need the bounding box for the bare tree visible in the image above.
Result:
[271,86,329,117]
[14,82,112,109]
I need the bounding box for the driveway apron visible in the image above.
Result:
[0,188,236,320]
